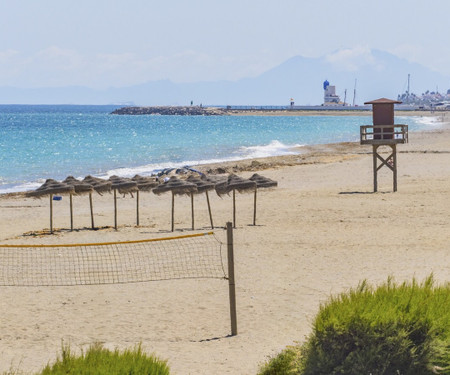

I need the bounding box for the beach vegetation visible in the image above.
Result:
[37,343,170,375]
[258,275,450,375]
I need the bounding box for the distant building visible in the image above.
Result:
[323,80,341,105]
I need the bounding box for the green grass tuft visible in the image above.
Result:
[38,343,170,375]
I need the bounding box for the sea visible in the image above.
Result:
[0,104,442,194]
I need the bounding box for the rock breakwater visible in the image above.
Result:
[111,106,228,116]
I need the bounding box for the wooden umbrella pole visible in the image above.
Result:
[191,192,194,230]
[205,190,214,229]
[253,187,257,226]
[70,193,73,231]
[136,190,140,227]
[233,189,236,228]
[89,192,95,229]
[50,194,53,234]
[226,222,238,336]
[171,191,175,232]
[114,189,117,230]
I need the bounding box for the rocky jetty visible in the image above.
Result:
[111,106,228,116]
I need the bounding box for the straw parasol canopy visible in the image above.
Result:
[186,175,216,229]
[249,173,278,226]
[109,175,138,195]
[153,176,197,231]
[108,176,138,230]
[27,179,75,234]
[62,176,94,231]
[249,173,278,188]
[132,175,160,226]
[215,174,256,228]
[28,178,75,198]
[132,174,159,191]
[82,175,112,195]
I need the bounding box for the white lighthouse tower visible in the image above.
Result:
[323,80,340,105]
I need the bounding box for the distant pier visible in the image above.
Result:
[111,105,434,116]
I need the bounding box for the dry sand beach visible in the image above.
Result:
[0,117,449,374]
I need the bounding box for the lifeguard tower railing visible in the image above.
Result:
[360,124,408,145]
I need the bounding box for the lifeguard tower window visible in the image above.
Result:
[360,124,408,145]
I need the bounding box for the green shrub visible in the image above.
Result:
[258,346,302,375]
[38,343,170,375]
[259,276,450,375]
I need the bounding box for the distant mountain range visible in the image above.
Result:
[1,49,449,106]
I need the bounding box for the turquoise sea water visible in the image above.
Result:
[0,105,440,194]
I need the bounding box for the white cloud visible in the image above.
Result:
[325,46,381,72]
[35,46,85,71]
[0,46,291,88]
[0,49,19,63]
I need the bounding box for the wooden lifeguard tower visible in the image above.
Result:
[360,98,408,192]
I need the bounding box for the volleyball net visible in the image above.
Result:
[0,232,227,287]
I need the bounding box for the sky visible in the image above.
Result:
[1,0,450,89]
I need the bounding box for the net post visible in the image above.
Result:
[226,222,238,336]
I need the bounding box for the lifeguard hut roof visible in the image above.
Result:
[364,98,402,105]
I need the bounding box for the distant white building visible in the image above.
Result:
[323,80,341,105]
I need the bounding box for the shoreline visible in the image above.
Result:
[0,119,449,374]
[1,112,447,197]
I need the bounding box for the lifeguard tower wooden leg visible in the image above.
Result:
[392,144,397,192]
[372,145,398,192]
[373,145,378,192]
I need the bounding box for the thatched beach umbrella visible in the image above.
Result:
[249,173,278,226]
[215,174,257,228]
[62,176,94,231]
[132,175,159,226]
[82,175,112,229]
[27,179,75,234]
[186,175,216,229]
[152,176,197,232]
[108,176,138,230]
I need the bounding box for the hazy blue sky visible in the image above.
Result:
[1,0,449,89]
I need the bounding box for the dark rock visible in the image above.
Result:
[111,106,228,116]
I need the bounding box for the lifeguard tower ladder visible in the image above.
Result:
[360,98,408,192]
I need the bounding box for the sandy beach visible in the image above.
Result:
[0,118,449,374]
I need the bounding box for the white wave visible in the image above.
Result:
[0,179,45,194]
[398,115,443,128]
[96,141,302,179]
[1,141,302,194]
[238,140,303,159]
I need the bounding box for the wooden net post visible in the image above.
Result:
[226,222,238,336]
